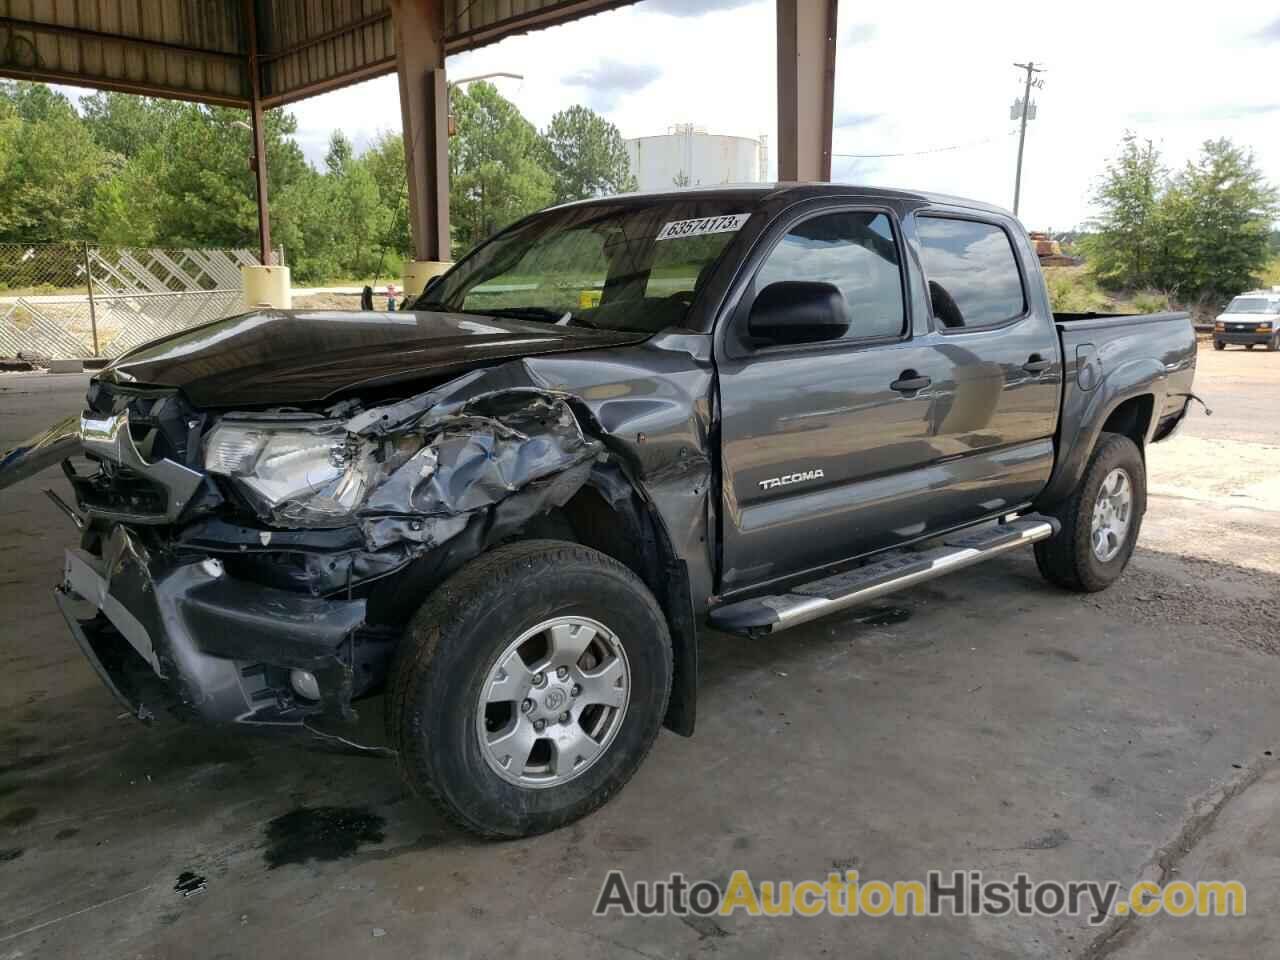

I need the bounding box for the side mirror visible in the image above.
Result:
[748,281,849,345]
[423,275,443,298]
[360,285,374,311]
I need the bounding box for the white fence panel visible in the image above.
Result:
[0,244,277,360]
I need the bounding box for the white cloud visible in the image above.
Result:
[280,0,1280,230]
[645,0,757,15]
[562,61,661,111]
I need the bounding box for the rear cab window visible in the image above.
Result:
[916,216,1027,330]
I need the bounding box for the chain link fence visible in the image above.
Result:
[0,243,280,361]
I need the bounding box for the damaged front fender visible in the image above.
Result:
[206,386,604,557]
[356,392,603,550]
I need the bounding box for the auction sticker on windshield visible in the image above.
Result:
[656,214,751,241]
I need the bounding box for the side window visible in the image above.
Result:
[755,211,906,341]
[916,216,1026,329]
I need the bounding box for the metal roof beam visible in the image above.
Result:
[0,15,244,63]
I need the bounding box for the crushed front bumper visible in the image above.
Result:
[56,525,368,727]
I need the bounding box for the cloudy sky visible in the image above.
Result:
[282,0,1279,231]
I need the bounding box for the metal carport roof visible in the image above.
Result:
[0,1,641,108]
[1,0,839,275]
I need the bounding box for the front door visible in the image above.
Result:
[716,205,950,595]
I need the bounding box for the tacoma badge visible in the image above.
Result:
[758,469,825,491]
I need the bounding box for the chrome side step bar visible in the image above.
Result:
[708,516,1059,636]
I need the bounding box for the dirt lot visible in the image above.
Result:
[0,344,1277,959]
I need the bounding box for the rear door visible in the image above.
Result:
[715,202,951,595]
[907,210,1062,526]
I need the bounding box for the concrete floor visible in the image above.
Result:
[1,347,1278,959]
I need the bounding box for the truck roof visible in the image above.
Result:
[551,182,1016,219]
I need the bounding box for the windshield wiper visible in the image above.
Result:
[415,303,600,329]
[484,307,602,330]
[484,306,569,323]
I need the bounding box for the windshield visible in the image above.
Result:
[413,197,759,333]
[1225,297,1279,314]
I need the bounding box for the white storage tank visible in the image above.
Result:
[625,125,768,191]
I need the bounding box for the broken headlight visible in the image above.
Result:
[203,419,385,526]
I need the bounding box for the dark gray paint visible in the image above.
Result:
[713,197,1064,596]
[96,308,651,407]
[1,184,1197,736]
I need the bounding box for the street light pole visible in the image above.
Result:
[450,71,524,86]
[1012,60,1044,218]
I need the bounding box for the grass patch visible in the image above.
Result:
[1260,256,1280,288]
[1043,266,1169,315]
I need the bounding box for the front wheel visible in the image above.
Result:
[1035,432,1146,592]
[387,540,672,838]
[1213,340,1225,351]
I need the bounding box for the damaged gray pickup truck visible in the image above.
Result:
[2,184,1200,837]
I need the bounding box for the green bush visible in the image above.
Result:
[1262,256,1280,288]
[1130,291,1171,314]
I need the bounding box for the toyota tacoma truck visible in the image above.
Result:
[1,184,1200,838]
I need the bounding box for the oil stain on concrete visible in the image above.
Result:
[0,805,37,827]
[1022,828,1070,850]
[263,806,386,870]
[855,606,912,626]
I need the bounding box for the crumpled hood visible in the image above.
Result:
[97,308,649,407]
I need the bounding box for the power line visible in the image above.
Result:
[832,129,1019,159]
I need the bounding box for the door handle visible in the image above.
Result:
[890,371,931,393]
[1022,355,1052,374]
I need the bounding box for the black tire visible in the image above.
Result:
[1035,432,1146,593]
[387,540,672,838]
[1213,340,1225,351]
[1246,344,1255,351]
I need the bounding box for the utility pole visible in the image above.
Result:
[1011,60,1044,217]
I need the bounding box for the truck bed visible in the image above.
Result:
[1037,309,1197,509]
[1053,310,1190,327]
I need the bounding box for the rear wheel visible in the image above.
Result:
[1213,340,1225,351]
[387,540,672,838]
[1035,433,1146,592]
[1246,344,1255,351]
